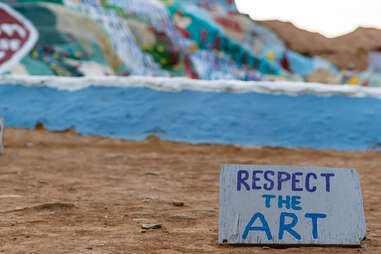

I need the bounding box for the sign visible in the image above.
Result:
[0,3,38,73]
[219,165,366,246]
[0,118,3,154]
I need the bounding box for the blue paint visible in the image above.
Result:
[291,196,302,210]
[321,173,335,192]
[242,212,272,240]
[237,170,249,191]
[243,212,327,241]
[305,213,327,239]
[292,172,303,191]
[263,171,275,191]
[278,172,291,191]
[262,194,276,208]
[305,173,317,192]
[1,84,381,150]
[252,170,263,190]
[236,170,334,192]
[262,195,302,210]
[278,195,291,209]
[279,212,301,240]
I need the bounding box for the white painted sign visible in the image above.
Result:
[219,165,366,246]
[0,118,3,154]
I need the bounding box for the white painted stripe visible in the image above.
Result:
[1,75,381,98]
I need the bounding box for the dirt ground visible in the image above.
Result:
[0,128,380,253]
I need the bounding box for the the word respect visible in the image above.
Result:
[237,170,335,192]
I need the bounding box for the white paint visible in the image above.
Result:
[219,165,366,246]
[1,23,27,38]
[1,76,381,99]
[0,3,38,74]
[63,0,167,76]
[0,118,3,154]
[0,38,23,51]
[368,52,381,72]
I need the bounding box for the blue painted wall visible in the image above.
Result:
[0,84,380,150]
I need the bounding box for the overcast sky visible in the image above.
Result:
[235,0,381,37]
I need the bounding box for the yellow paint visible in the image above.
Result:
[266,51,275,62]
[347,77,360,85]
[141,45,153,51]
[160,58,168,65]
[188,44,199,52]
[173,63,182,71]
[97,34,121,72]
[157,45,164,53]
[32,51,38,59]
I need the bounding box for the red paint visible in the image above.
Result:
[214,35,220,50]
[0,7,31,65]
[214,16,243,33]
[175,25,191,38]
[201,29,207,43]
[281,52,292,73]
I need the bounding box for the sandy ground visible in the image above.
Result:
[0,128,380,253]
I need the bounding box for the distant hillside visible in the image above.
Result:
[259,20,332,54]
[334,27,381,51]
[261,20,381,70]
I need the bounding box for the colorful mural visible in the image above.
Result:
[0,0,380,86]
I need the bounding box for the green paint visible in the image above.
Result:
[21,56,54,75]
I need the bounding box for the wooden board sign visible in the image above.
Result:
[0,118,3,154]
[219,165,366,246]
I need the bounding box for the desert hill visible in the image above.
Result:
[261,20,381,70]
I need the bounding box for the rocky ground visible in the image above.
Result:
[0,128,380,253]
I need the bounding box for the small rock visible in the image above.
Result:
[141,230,147,233]
[172,201,184,207]
[361,243,368,248]
[141,199,152,203]
[168,213,194,220]
[26,142,34,147]
[104,153,122,158]
[199,209,216,216]
[205,209,216,214]
[25,232,30,238]
[145,172,159,176]
[168,213,187,218]
[142,223,161,230]
[0,195,23,198]
[262,246,270,249]
[133,218,150,224]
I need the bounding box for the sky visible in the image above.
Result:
[235,0,381,38]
